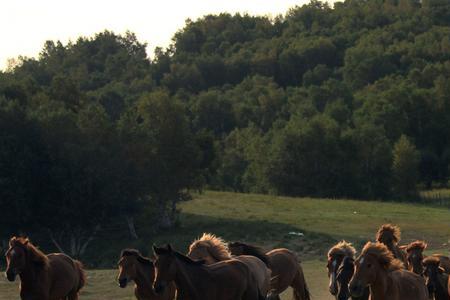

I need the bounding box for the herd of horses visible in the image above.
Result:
[3,224,450,300]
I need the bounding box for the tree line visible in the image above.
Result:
[1,0,450,256]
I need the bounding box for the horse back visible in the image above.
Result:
[266,248,298,292]
[389,269,428,300]
[47,253,84,299]
[235,255,271,295]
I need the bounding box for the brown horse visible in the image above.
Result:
[375,224,408,268]
[327,241,369,300]
[228,241,310,300]
[349,242,428,300]
[152,244,264,300]
[188,233,270,297]
[405,240,450,275]
[117,249,176,300]
[5,236,85,300]
[422,256,450,300]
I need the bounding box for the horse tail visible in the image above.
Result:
[292,265,310,300]
[74,260,86,292]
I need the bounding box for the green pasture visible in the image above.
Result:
[1,191,449,299]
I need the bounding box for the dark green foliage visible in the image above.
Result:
[3,0,450,257]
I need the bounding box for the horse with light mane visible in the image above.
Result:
[228,240,310,300]
[375,224,408,269]
[349,242,428,300]
[327,241,369,300]
[405,240,450,276]
[5,236,85,300]
[422,256,450,300]
[117,248,176,300]
[187,233,270,298]
[153,244,264,300]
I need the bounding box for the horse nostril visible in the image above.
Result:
[5,271,17,282]
[154,282,165,294]
[118,278,128,288]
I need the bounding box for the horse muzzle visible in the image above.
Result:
[349,282,364,298]
[5,270,17,282]
[153,282,166,294]
[118,278,128,288]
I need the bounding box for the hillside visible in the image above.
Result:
[75,191,450,267]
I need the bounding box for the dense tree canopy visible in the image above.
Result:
[2,0,450,255]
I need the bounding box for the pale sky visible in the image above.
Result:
[0,0,332,70]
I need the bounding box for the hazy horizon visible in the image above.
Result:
[0,0,339,71]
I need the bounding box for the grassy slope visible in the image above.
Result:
[1,191,450,299]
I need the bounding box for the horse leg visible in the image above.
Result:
[291,267,310,300]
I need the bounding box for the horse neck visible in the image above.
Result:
[435,273,449,299]
[19,258,45,289]
[174,258,208,299]
[369,268,390,300]
[134,263,154,296]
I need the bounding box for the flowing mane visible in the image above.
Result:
[189,233,232,261]
[328,240,356,259]
[423,256,441,267]
[376,224,401,244]
[228,242,270,266]
[359,242,403,271]
[120,248,154,265]
[406,240,427,252]
[9,236,49,268]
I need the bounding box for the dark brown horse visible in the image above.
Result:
[188,233,271,297]
[5,236,85,300]
[375,224,408,269]
[117,249,176,300]
[228,241,310,300]
[349,242,428,300]
[405,240,450,275]
[152,244,264,300]
[422,256,450,300]
[327,241,369,300]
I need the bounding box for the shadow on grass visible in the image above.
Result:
[81,212,344,268]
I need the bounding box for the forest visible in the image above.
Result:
[1,0,450,255]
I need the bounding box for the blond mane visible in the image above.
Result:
[376,224,401,244]
[9,236,49,268]
[189,233,231,261]
[360,242,403,271]
[328,240,356,259]
[423,256,440,267]
[406,240,427,253]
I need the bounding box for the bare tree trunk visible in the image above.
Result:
[79,224,100,256]
[125,215,139,239]
[48,230,66,253]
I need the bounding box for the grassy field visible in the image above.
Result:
[1,191,450,299]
